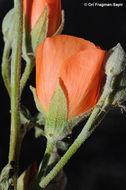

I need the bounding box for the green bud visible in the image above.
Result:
[2,9,15,44]
[105,43,126,76]
[98,43,126,110]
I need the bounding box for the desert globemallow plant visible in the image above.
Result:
[0,0,126,190]
[31,35,126,189]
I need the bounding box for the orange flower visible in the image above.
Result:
[36,35,105,119]
[23,0,61,36]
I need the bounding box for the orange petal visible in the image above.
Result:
[36,35,105,117]
[58,48,105,118]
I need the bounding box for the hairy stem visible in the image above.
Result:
[20,55,34,94]
[32,140,54,190]
[8,0,23,189]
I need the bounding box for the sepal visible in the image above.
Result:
[30,86,46,117]
[30,5,48,52]
[53,10,65,36]
[45,80,69,141]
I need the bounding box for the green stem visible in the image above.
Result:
[1,42,11,96]
[40,105,110,189]
[32,140,54,190]
[8,0,23,189]
[20,55,34,94]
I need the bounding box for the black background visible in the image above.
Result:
[0,0,126,190]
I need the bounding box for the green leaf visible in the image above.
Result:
[0,163,14,190]
[45,80,68,141]
[30,5,48,52]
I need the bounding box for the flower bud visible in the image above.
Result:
[23,0,61,36]
[36,35,105,118]
[105,43,126,76]
[34,35,105,140]
[102,43,126,106]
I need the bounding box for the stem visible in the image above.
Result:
[40,105,109,189]
[8,0,23,189]
[1,42,11,96]
[20,55,34,94]
[32,140,54,190]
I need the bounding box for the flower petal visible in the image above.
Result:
[59,48,105,118]
[36,35,104,116]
